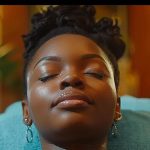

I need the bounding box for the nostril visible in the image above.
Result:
[61,82,70,89]
[60,75,84,90]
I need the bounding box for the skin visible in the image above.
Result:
[22,34,121,150]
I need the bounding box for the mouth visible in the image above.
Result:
[51,94,94,109]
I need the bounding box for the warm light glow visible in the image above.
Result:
[0,43,14,58]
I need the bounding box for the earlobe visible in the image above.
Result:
[114,97,122,121]
[22,100,32,126]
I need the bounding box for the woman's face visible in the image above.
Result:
[23,34,118,144]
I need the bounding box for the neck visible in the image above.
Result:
[41,137,107,150]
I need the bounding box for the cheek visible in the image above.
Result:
[27,82,58,125]
[87,78,117,122]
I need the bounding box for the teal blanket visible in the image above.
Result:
[0,96,150,150]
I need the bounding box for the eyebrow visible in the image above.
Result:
[82,53,111,74]
[34,54,106,69]
[34,56,61,69]
[80,54,105,61]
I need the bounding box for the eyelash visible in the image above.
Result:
[84,72,105,80]
[39,72,105,82]
[39,74,58,82]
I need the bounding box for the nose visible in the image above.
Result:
[60,71,84,90]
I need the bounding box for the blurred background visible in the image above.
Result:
[0,5,150,112]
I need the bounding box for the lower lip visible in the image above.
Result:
[55,99,89,109]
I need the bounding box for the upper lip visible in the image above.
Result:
[51,92,94,108]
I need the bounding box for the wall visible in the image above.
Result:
[128,6,150,98]
[0,5,29,112]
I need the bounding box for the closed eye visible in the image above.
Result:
[39,74,58,82]
[84,72,105,80]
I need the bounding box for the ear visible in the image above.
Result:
[114,97,122,121]
[22,100,32,126]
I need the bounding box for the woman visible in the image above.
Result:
[22,5,125,150]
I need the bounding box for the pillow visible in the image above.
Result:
[0,96,150,150]
[0,101,41,150]
[121,95,150,111]
[108,110,150,150]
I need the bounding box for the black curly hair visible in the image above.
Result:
[23,5,125,98]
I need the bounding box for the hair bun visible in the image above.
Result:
[107,37,125,60]
[94,17,125,60]
[23,5,126,61]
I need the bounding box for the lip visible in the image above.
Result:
[51,93,94,109]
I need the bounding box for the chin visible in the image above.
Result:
[40,115,110,147]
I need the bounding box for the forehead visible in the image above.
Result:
[28,34,113,74]
[31,34,110,63]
